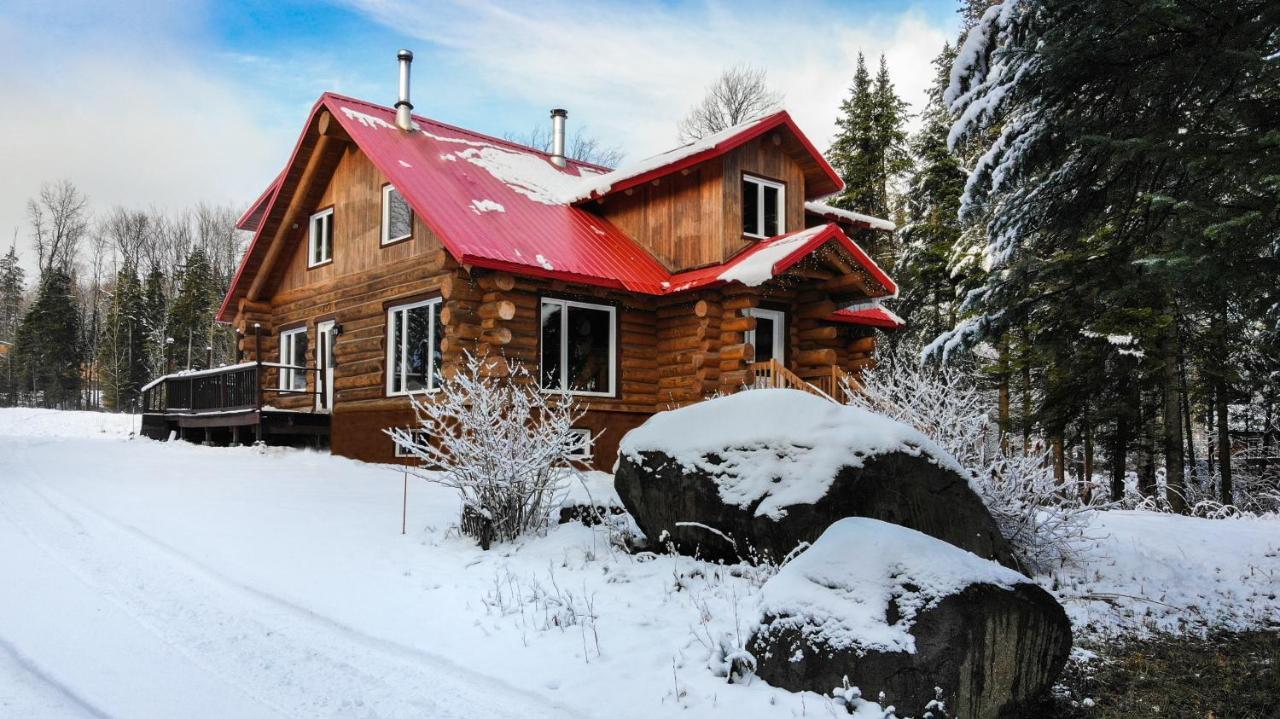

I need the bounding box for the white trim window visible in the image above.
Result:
[540,298,616,397]
[564,428,593,461]
[381,185,413,245]
[386,297,443,396]
[308,208,334,267]
[742,174,785,239]
[393,428,430,458]
[279,326,309,392]
[744,307,786,364]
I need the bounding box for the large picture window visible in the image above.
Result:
[308,208,333,266]
[540,298,616,396]
[381,185,413,245]
[386,297,443,395]
[742,175,785,239]
[279,326,309,391]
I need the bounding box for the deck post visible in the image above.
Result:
[254,322,264,445]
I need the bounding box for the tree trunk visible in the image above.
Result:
[998,338,1011,454]
[1111,407,1128,501]
[1082,419,1094,503]
[1179,337,1197,486]
[1206,383,1216,476]
[1138,390,1157,497]
[1162,327,1187,513]
[1217,379,1233,505]
[1051,428,1065,487]
[1022,360,1033,453]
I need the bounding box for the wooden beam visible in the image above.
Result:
[247,134,334,302]
[821,272,871,296]
[317,110,352,143]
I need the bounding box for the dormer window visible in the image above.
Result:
[381,184,413,245]
[742,174,785,239]
[308,208,333,267]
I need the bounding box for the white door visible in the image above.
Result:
[745,308,785,364]
[316,320,336,411]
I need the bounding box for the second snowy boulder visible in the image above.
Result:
[615,389,1016,567]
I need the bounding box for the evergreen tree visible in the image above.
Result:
[940,0,1280,509]
[0,244,25,405]
[871,55,913,219]
[167,248,219,371]
[14,270,83,408]
[98,266,147,410]
[142,266,169,377]
[895,45,967,350]
[826,54,879,214]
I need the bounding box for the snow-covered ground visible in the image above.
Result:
[1,408,1277,718]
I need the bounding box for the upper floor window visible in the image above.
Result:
[742,175,785,239]
[308,208,333,267]
[279,326,309,391]
[386,297,442,395]
[540,298,616,397]
[382,185,413,245]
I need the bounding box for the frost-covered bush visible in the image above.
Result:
[387,352,590,547]
[842,360,1094,572]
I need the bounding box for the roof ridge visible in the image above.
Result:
[320,92,614,173]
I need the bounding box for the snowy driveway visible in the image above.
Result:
[0,431,586,719]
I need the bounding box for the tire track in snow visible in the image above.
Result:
[2,443,587,719]
[0,637,111,719]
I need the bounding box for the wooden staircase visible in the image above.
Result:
[746,359,854,403]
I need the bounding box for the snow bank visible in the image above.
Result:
[1052,510,1280,637]
[561,470,622,509]
[758,518,1029,654]
[0,408,137,439]
[618,389,965,520]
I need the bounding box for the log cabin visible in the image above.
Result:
[140,51,903,470]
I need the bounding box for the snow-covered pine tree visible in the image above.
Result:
[0,244,25,405]
[937,0,1280,510]
[14,270,83,408]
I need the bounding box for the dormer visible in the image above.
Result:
[577,111,843,273]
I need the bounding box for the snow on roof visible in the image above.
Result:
[828,298,906,329]
[618,389,965,521]
[717,225,830,287]
[757,517,1029,655]
[804,200,895,231]
[567,112,793,203]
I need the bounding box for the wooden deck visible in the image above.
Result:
[140,363,330,446]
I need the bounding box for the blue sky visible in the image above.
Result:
[0,0,958,269]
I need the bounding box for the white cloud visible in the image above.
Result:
[345,0,953,156]
[0,2,290,272]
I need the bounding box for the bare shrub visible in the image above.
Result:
[842,359,1095,573]
[387,352,591,547]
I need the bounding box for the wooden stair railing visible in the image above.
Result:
[747,359,846,402]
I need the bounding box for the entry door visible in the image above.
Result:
[316,320,336,411]
[745,308,785,364]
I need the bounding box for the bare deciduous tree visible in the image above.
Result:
[505,124,624,168]
[677,64,783,143]
[28,180,89,277]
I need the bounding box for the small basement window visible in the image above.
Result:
[386,297,443,395]
[564,428,593,461]
[382,185,413,245]
[742,175,785,239]
[540,298,616,397]
[279,326,309,391]
[308,208,333,266]
[393,428,430,458]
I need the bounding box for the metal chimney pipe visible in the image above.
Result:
[549,108,568,167]
[395,49,414,131]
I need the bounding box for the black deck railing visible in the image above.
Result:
[142,361,326,415]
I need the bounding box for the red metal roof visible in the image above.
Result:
[220,94,897,323]
[828,304,906,329]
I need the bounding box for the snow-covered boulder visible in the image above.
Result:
[749,518,1070,719]
[615,389,1016,567]
[558,470,625,525]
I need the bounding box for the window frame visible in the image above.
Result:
[380,184,414,246]
[278,325,309,392]
[741,174,786,240]
[307,207,334,268]
[539,296,618,398]
[393,428,430,458]
[385,296,443,397]
[564,428,594,461]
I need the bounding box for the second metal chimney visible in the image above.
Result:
[395,50,414,131]
[549,108,568,167]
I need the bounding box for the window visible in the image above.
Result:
[540,298,616,396]
[393,428,430,458]
[745,308,786,364]
[742,175,785,239]
[308,208,333,267]
[381,185,413,245]
[279,326,309,392]
[564,428,593,461]
[387,297,443,395]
